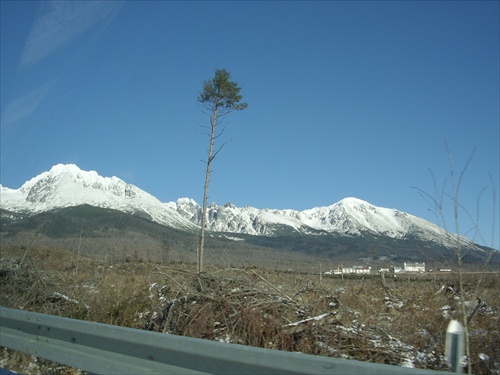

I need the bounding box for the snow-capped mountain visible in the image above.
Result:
[0,164,197,231]
[172,197,459,246]
[0,164,476,250]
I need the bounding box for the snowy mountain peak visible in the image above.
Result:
[49,163,86,175]
[177,197,199,206]
[17,164,139,205]
[1,164,197,231]
[22,164,122,191]
[337,197,369,206]
[22,164,90,189]
[333,197,388,214]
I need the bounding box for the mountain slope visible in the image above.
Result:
[2,204,496,268]
[0,164,487,253]
[171,197,475,251]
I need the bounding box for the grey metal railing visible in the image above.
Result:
[0,307,444,374]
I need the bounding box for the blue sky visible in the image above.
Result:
[1,1,498,249]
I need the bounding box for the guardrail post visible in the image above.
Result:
[445,320,465,373]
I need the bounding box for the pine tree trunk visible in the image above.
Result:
[198,106,218,274]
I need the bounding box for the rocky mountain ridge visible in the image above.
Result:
[0,164,480,251]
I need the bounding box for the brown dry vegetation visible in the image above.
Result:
[1,246,499,374]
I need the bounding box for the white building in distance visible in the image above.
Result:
[404,262,425,272]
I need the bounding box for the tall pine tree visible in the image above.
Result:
[197,69,247,273]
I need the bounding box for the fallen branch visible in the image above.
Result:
[283,312,332,328]
[250,270,293,302]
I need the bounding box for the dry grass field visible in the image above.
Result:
[1,246,499,374]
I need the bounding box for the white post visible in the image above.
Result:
[445,320,465,373]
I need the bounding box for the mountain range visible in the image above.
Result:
[0,164,493,266]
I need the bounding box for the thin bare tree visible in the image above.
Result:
[414,141,498,374]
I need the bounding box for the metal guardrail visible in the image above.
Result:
[0,307,445,374]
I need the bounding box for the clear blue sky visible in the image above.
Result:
[1,1,499,249]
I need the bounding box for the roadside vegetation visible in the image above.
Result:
[1,246,499,374]
[414,143,499,374]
